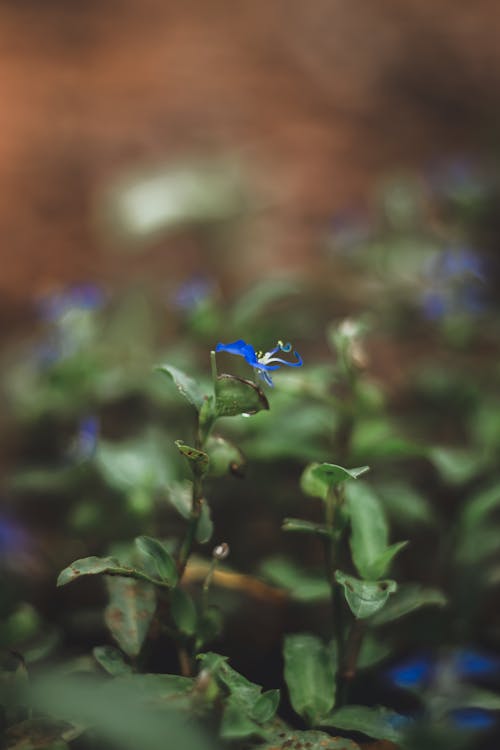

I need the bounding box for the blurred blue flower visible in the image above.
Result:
[37,283,105,322]
[421,247,487,320]
[171,276,214,311]
[449,708,496,731]
[453,649,500,679]
[70,416,99,461]
[387,656,434,689]
[215,339,303,387]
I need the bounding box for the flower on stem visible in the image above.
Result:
[215,339,302,387]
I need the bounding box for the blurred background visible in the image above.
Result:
[1,2,500,748]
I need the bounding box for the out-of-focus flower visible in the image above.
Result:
[421,247,487,320]
[171,276,215,311]
[387,656,434,689]
[37,283,105,322]
[69,415,100,461]
[448,708,496,731]
[215,339,302,387]
[0,515,37,575]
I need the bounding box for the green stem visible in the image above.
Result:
[177,474,203,578]
[324,486,347,706]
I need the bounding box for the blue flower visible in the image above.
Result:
[215,339,303,387]
[386,656,434,689]
[449,708,496,731]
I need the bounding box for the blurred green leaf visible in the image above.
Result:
[260,557,330,602]
[175,441,209,476]
[171,588,197,636]
[156,363,206,410]
[320,704,407,742]
[356,634,392,669]
[283,634,337,725]
[231,278,302,328]
[459,482,500,529]
[312,463,370,488]
[370,583,447,626]
[104,577,156,658]
[335,572,397,619]
[251,690,280,724]
[195,500,214,544]
[220,696,263,739]
[347,481,406,579]
[2,718,72,750]
[215,374,269,418]
[205,435,246,478]
[135,536,178,586]
[96,430,172,493]
[375,481,437,527]
[30,672,211,750]
[93,645,132,676]
[282,518,332,538]
[198,652,278,738]
[429,446,485,485]
[166,480,192,519]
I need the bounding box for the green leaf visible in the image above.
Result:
[376,480,437,527]
[57,556,148,588]
[95,430,172,493]
[195,607,223,650]
[258,729,360,750]
[459,686,500,710]
[429,446,485,485]
[166,480,192,519]
[346,481,406,579]
[220,697,262,739]
[215,374,269,417]
[357,634,392,669]
[260,557,330,602]
[205,435,246,477]
[320,705,407,743]
[105,576,156,658]
[283,634,337,725]
[251,689,280,724]
[335,571,397,619]
[170,588,197,636]
[135,536,178,586]
[156,363,205,410]
[459,482,500,529]
[93,646,132,676]
[175,441,209,476]
[195,500,213,544]
[346,481,388,579]
[282,518,332,538]
[197,651,277,737]
[370,583,447,626]
[311,463,370,489]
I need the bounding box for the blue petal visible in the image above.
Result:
[215,340,259,367]
[266,352,303,368]
[454,649,500,679]
[387,656,433,688]
[449,708,496,731]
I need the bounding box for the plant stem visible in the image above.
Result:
[177,474,203,578]
[324,486,347,706]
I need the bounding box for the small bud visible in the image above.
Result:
[212,542,230,561]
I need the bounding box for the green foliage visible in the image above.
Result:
[156,363,206,410]
[283,634,337,725]
[346,481,407,580]
[320,704,407,743]
[171,588,197,636]
[335,571,397,619]
[104,576,156,658]
[214,373,269,417]
[198,653,280,739]
[135,536,178,586]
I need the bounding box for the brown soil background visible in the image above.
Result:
[1,0,499,327]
